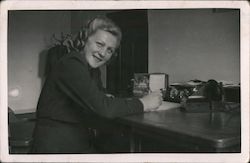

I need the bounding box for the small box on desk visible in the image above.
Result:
[181,95,240,113]
[181,97,224,113]
[223,85,240,103]
[132,73,168,98]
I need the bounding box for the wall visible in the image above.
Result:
[148,9,240,84]
[8,11,71,113]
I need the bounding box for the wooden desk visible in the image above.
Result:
[119,108,241,153]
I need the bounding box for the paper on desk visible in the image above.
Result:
[156,101,181,111]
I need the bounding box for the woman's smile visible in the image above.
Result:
[93,53,103,62]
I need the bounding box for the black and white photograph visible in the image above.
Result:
[0,1,249,162]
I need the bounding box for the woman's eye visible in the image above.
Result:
[107,49,114,55]
[96,42,102,47]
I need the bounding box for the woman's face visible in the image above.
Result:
[84,29,119,68]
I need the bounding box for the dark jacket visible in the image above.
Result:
[31,51,143,154]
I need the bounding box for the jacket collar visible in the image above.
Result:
[73,51,99,72]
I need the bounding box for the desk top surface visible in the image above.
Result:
[120,108,241,149]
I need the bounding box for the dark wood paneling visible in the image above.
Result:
[107,10,148,97]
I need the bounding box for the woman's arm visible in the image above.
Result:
[55,56,143,119]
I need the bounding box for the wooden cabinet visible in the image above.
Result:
[106,10,148,97]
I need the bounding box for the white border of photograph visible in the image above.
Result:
[0,1,249,162]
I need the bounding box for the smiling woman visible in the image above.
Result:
[30,16,162,154]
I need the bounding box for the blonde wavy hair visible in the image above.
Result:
[64,16,122,56]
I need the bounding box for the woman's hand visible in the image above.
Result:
[139,91,163,112]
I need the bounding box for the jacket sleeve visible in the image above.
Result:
[54,56,143,119]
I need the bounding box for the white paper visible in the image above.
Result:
[149,74,165,92]
[156,101,181,111]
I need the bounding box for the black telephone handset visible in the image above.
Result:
[204,79,223,101]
